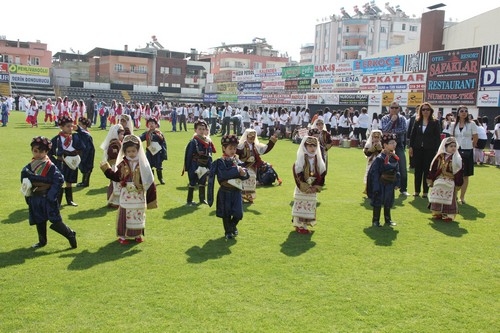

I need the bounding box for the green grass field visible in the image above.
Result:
[0,112,498,332]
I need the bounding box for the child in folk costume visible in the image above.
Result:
[69,99,79,124]
[183,120,214,205]
[108,100,117,125]
[53,96,64,126]
[44,98,54,124]
[100,124,125,208]
[236,128,278,203]
[75,117,95,188]
[26,99,39,127]
[367,133,400,227]
[134,103,142,129]
[426,137,464,222]
[139,118,167,185]
[21,136,77,249]
[308,117,334,171]
[100,135,157,244]
[292,136,326,234]
[208,134,250,239]
[98,101,108,130]
[62,96,70,117]
[50,116,85,207]
[363,130,383,194]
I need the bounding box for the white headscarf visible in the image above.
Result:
[238,128,268,154]
[294,136,326,175]
[100,124,124,162]
[310,116,326,131]
[364,129,382,150]
[118,114,134,134]
[115,135,154,190]
[430,136,462,175]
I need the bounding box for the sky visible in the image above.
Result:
[2,0,499,62]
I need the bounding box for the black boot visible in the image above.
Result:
[186,187,195,206]
[32,222,48,248]
[50,222,77,248]
[223,217,233,239]
[199,185,208,205]
[76,173,88,187]
[372,206,382,227]
[57,188,64,208]
[157,169,165,185]
[384,206,397,227]
[231,217,240,236]
[65,187,78,207]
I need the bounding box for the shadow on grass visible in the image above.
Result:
[363,226,399,246]
[0,247,70,269]
[1,208,29,224]
[459,204,486,221]
[81,186,109,196]
[60,241,141,270]
[280,231,316,257]
[428,219,468,237]
[408,197,430,213]
[185,237,236,263]
[359,197,372,210]
[163,204,201,220]
[67,206,113,219]
[243,205,263,215]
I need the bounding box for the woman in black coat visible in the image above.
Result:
[408,102,442,197]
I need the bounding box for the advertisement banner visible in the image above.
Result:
[10,74,51,85]
[236,81,261,93]
[0,73,9,82]
[476,90,500,107]
[353,56,404,74]
[479,67,500,88]
[261,80,285,91]
[232,70,255,82]
[425,47,482,105]
[254,68,282,79]
[281,65,314,79]
[8,64,50,76]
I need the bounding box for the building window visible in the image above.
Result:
[160,66,170,74]
[130,65,135,73]
[346,26,350,33]
[402,23,406,30]
[30,57,40,66]
[171,83,181,88]
[380,27,386,33]
[137,65,147,73]
[114,63,124,72]
[253,62,262,69]
[410,25,418,32]
[172,67,181,75]
[15,56,20,64]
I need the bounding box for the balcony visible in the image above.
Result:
[341,45,367,51]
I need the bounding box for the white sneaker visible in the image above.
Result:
[400,191,410,196]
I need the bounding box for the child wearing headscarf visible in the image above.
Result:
[100,135,157,244]
[427,137,463,222]
[363,129,383,193]
[291,136,326,234]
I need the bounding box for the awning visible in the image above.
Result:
[187,65,206,71]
